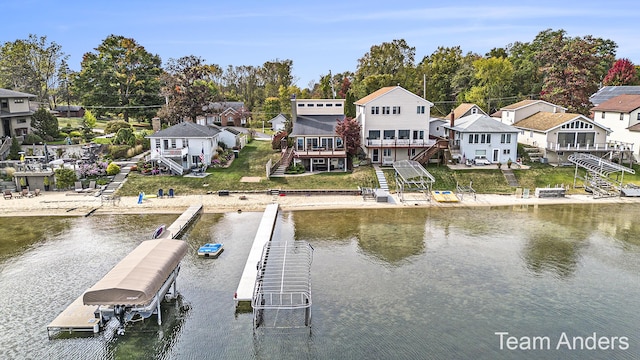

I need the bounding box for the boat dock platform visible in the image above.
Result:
[47,204,202,338]
[234,203,279,305]
[160,203,203,239]
[47,294,100,338]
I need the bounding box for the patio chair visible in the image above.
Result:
[34,188,41,196]
[168,188,174,198]
[3,189,12,200]
[22,188,33,198]
[75,181,84,193]
[158,189,164,198]
[85,180,96,192]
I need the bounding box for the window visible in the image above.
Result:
[417,106,425,114]
[14,99,24,103]
[601,112,605,119]
[501,134,511,143]
[321,137,333,149]
[1,100,7,109]
[17,118,26,123]
[326,103,333,107]
[336,138,344,148]
[155,140,161,149]
[298,103,304,107]
[312,158,325,164]
[335,103,342,107]
[171,139,176,148]
[382,106,390,115]
[316,103,324,107]
[306,103,314,107]
[163,139,169,149]
[383,130,395,139]
[486,134,491,143]
[471,107,477,114]
[371,106,379,115]
[481,134,486,143]
[306,138,319,149]
[468,134,473,144]
[398,130,410,139]
[368,130,380,140]
[637,113,640,121]
[392,106,401,114]
[297,138,304,150]
[383,149,392,157]
[620,113,624,120]
[503,149,511,155]
[413,130,424,140]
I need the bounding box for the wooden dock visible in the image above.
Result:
[47,294,100,338]
[160,203,203,239]
[234,203,279,304]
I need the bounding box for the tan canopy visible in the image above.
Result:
[83,239,188,306]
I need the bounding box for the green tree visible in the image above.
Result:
[113,127,136,147]
[81,110,97,141]
[335,117,361,170]
[55,58,78,113]
[262,97,281,120]
[30,108,59,139]
[8,136,21,160]
[73,35,163,121]
[463,57,514,112]
[104,120,132,135]
[261,59,294,98]
[161,55,221,123]
[0,34,67,107]
[54,168,77,190]
[418,46,464,109]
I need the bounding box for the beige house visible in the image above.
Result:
[494,99,566,124]
[0,88,35,138]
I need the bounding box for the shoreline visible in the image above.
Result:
[1,190,639,217]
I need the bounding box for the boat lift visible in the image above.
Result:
[393,160,435,202]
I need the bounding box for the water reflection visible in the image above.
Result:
[0,216,74,261]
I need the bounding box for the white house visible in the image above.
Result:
[213,126,246,149]
[445,114,519,164]
[590,94,640,161]
[495,99,566,125]
[268,113,287,132]
[147,122,220,175]
[354,86,434,165]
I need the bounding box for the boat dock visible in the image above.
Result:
[47,204,202,338]
[160,203,203,239]
[234,203,279,305]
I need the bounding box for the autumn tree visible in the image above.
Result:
[335,117,361,170]
[603,58,638,86]
[0,34,67,107]
[73,35,163,121]
[161,55,221,124]
[535,29,616,114]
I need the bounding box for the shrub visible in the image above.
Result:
[108,145,130,159]
[106,162,121,176]
[104,120,132,135]
[58,132,69,139]
[22,133,44,145]
[54,168,77,189]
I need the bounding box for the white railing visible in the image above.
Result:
[366,139,432,147]
[158,156,184,175]
[547,142,634,152]
[150,147,189,158]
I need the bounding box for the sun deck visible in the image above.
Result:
[47,295,100,338]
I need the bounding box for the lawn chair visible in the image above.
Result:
[158,189,164,198]
[34,188,41,196]
[85,180,96,193]
[22,188,33,198]
[3,189,12,200]
[168,188,174,198]
[75,181,84,193]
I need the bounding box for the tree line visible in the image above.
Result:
[1,29,638,126]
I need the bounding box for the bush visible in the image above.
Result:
[108,145,130,159]
[54,168,77,189]
[22,133,44,145]
[58,132,69,139]
[106,162,121,176]
[69,130,82,137]
[104,120,132,135]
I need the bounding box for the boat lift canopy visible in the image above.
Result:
[568,153,635,178]
[393,160,436,202]
[83,239,188,306]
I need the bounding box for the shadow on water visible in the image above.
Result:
[0,216,74,261]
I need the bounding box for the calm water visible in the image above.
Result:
[0,204,639,359]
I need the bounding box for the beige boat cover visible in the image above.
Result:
[83,239,188,306]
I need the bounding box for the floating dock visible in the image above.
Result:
[48,204,202,338]
[234,203,279,304]
[432,190,459,202]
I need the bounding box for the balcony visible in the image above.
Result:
[546,142,634,153]
[150,147,189,159]
[293,147,347,158]
[366,139,434,148]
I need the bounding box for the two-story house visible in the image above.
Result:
[444,113,519,164]
[354,86,434,165]
[147,122,220,175]
[202,101,249,127]
[494,99,567,125]
[288,98,347,172]
[1,88,36,138]
[590,94,640,161]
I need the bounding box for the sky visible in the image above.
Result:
[2,0,640,89]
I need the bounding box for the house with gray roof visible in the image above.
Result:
[0,88,36,138]
[590,94,640,161]
[445,114,519,165]
[203,101,249,127]
[146,122,220,175]
[289,98,347,172]
[590,86,640,107]
[268,113,287,132]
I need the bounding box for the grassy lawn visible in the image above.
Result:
[118,140,378,196]
[117,140,640,196]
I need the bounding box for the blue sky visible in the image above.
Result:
[2,1,640,88]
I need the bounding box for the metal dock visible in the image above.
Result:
[234,203,279,304]
[47,204,202,337]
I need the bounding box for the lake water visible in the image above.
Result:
[0,204,638,359]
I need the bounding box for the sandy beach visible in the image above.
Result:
[1,189,639,217]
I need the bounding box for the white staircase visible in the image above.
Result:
[158,156,184,175]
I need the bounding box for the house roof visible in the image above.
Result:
[147,121,220,138]
[512,112,606,132]
[54,105,84,111]
[204,101,246,113]
[590,86,640,106]
[446,114,518,133]
[590,94,640,113]
[268,114,288,123]
[290,115,345,136]
[499,99,566,111]
[0,88,36,98]
[354,86,433,106]
[452,103,487,119]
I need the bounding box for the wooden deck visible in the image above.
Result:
[160,203,203,239]
[234,203,279,304]
[47,294,100,338]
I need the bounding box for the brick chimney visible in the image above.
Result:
[449,111,455,140]
[290,94,297,123]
